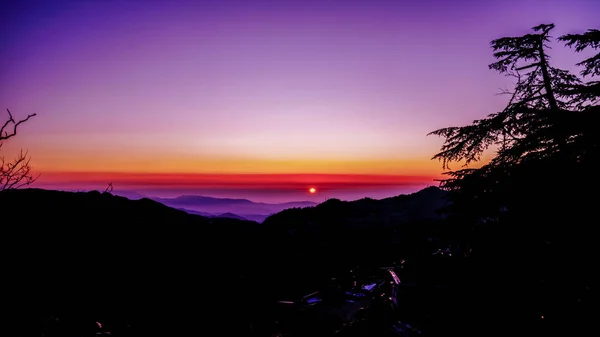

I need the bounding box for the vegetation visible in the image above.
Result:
[429,24,598,223]
[429,23,598,335]
[3,23,598,337]
[0,109,37,190]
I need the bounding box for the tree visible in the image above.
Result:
[428,24,599,334]
[1,109,38,190]
[428,24,598,223]
[559,28,600,96]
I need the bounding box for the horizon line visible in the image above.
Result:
[21,185,441,204]
[35,171,442,177]
[34,172,441,188]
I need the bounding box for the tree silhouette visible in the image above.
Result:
[1,109,38,190]
[558,28,600,106]
[559,28,600,78]
[427,24,598,334]
[428,23,599,223]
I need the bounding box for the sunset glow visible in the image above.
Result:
[2,0,597,202]
[2,1,595,335]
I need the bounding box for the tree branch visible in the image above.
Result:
[1,109,39,191]
[1,109,37,141]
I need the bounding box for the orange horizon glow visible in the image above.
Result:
[30,171,444,202]
[3,0,596,201]
[13,148,446,176]
[30,171,445,202]
[34,171,443,189]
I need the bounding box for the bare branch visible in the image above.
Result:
[1,150,40,190]
[1,109,39,191]
[1,109,37,141]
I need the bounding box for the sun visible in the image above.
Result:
[309,187,316,194]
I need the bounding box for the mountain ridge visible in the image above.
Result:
[150,195,318,223]
[152,194,317,207]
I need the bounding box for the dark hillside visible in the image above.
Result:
[258,187,451,298]
[1,188,263,337]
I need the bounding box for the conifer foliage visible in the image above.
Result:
[429,23,599,222]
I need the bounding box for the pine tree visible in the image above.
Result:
[429,24,598,223]
[428,24,598,334]
[558,28,600,107]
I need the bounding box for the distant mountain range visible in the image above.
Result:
[109,190,316,222]
[149,195,317,223]
[112,190,448,223]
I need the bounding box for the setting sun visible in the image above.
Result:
[309,187,316,194]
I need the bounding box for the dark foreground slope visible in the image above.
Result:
[259,184,597,337]
[1,189,264,337]
[7,187,561,337]
[258,187,451,298]
[1,187,455,337]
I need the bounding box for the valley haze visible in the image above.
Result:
[110,188,434,223]
[126,192,318,223]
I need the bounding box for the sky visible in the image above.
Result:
[1,0,598,202]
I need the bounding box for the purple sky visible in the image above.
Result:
[1,0,598,202]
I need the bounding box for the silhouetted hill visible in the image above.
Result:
[255,187,451,299]
[263,186,449,229]
[216,212,248,220]
[0,186,456,337]
[157,195,255,205]
[238,213,271,223]
[176,208,263,222]
[0,188,263,337]
[176,207,216,217]
[110,189,148,200]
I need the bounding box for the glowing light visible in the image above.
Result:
[309,187,316,193]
